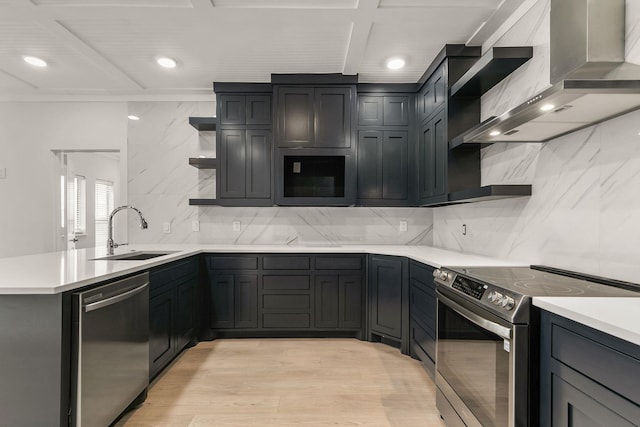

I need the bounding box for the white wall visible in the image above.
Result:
[432,0,640,283]
[0,102,127,258]
[126,101,434,246]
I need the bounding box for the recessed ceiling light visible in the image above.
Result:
[156,57,177,69]
[128,115,140,121]
[23,56,47,67]
[386,57,405,70]
[540,103,555,112]
[489,130,501,137]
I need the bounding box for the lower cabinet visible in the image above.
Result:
[540,310,640,426]
[408,261,436,377]
[368,254,409,354]
[149,257,198,379]
[205,254,364,336]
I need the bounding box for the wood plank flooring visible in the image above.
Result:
[116,339,445,427]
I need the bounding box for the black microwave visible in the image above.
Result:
[277,154,355,205]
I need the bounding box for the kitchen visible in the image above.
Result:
[1,0,640,426]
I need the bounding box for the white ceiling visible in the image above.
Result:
[0,0,526,100]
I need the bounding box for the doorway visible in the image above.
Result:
[53,150,121,251]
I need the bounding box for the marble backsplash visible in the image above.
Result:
[126,101,434,246]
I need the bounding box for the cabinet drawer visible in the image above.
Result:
[315,256,362,270]
[208,256,258,270]
[262,294,310,310]
[263,313,310,328]
[411,320,436,362]
[263,256,310,270]
[263,275,310,290]
[409,262,435,296]
[552,324,640,404]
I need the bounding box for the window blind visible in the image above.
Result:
[95,180,114,248]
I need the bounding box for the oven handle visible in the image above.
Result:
[437,290,512,340]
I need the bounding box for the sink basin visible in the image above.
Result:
[91,251,177,261]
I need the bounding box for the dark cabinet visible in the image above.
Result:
[277,86,353,148]
[209,273,258,329]
[358,95,409,126]
[149,257,198,379]
[357,130,408,203]
[369,254,409,353]
[408,261,436,377]
[314,274,362,329]
[418,65,445,124]
[219,94,271,126]
[419,109,446,202]
[540,311,640,426]
[218,129,271,200]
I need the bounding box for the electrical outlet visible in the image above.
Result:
[192,220,200,232]
[232,220,241,231]
[399,220,408,232]
[0,168,6,179]
[462,224,467,236]
[163,222,171,234]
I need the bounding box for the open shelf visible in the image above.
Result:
[188,117,217,131]
[450,47,533,97]
[420,185,532,206]
[189,198,222,206]
[189,158,217,169]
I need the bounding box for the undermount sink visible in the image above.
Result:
[91,251,177,261]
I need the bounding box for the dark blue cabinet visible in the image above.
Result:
[540,311,640,426]
[368,254,409,354]
[409,261,436,377]
[149,257,198,379]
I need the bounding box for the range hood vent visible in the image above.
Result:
[452,0,640,146]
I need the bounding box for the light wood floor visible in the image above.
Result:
[116,339,445,427]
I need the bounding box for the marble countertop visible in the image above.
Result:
[0,244,524,295]
[533,297,640,347]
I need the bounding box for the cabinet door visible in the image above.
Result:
[234,275,258,328]
[210,274,235,329]
[419,82,433,123]
[419,109,446,200]
[315,275,339,328]
[246,130,271,199]
[339,275,362,329]
[149,289,175,377]
[432,66,446,112]
[383,96,409,126]
[174,279,195,351]
[278,87,314,147]
[219,129,246,198]
[315,87,351,148]
[219,95,246,125]
[369,255,404,339]
[382,131,408,200]
[246,95,271,125]
[357,131,383,199]
[358,96,384,126]
[552,376,637,427]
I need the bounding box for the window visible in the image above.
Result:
[68,175,86,234]
[95,180,114,248]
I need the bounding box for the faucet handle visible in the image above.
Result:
[113,242,128,249]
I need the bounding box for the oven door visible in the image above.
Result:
[436,289,528,427]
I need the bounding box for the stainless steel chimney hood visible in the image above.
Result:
[451,0,640,146]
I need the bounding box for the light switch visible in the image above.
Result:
[0,168,6,179]
[163,222,171,234]
[192,220,200,232]
[399,220,408,232]
[232,220,241,231]
[293,162,301,173]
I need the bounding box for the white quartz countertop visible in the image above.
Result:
[533,297,640,347]
[0,244,524,295]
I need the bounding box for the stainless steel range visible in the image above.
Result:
[433,266,639,427]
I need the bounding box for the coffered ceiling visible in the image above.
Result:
[0,0,526,100]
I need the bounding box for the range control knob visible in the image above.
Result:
[501,296,515,310]
[488,291,503,304]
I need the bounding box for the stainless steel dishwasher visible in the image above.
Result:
[71,272,149,427]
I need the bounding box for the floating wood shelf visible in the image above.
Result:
[450,47,533,97]
[188,117,217,131]
[188,158,217,169]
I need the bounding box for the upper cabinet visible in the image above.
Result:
[219,94,271,126]
[276,86,354,148]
